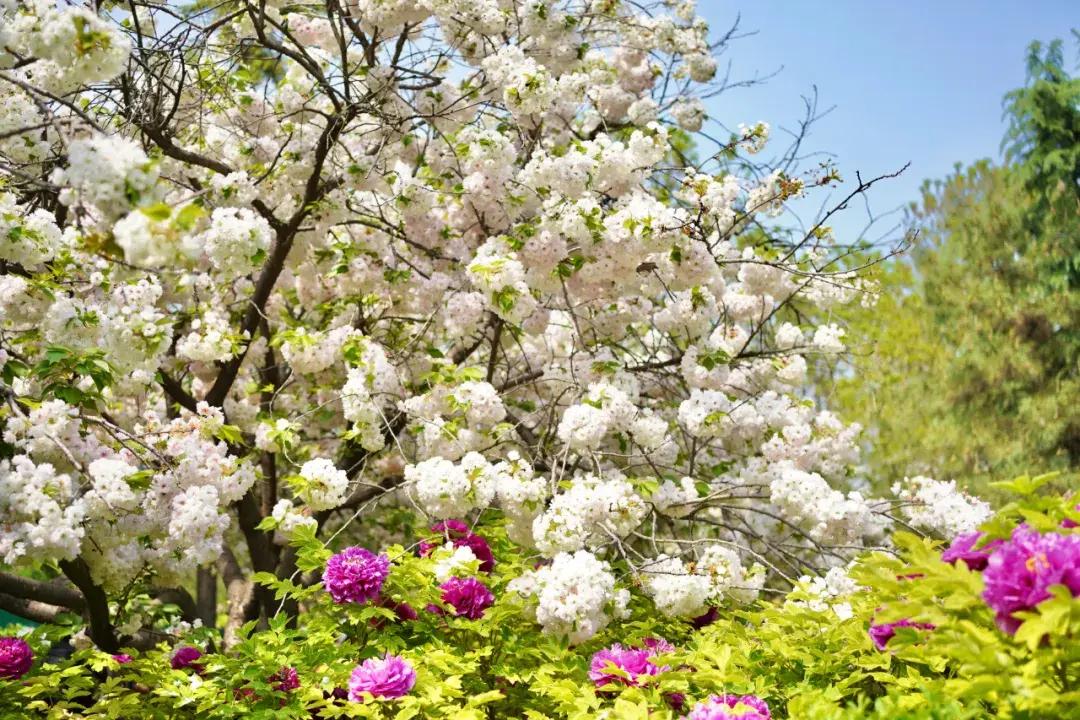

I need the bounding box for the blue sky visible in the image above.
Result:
[697,1,1078,245]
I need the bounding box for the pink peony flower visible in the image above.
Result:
[982,526,1080,634]
[941,532,1002,571]
[588,638,672,687]
[686,694,771,720]
[112,654,134,664]
[420,520,495,572]
[868,618,935,650]
[0,637,33,679]
[170,646,203,671]
[324,547,390,605]
[348,655,417,701]
[439,576,494,619]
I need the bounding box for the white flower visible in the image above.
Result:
[406,452,497,520]
[508,550,626,644]
[892,476,991,537]
[295,458,349,511]
[199,207,273,278]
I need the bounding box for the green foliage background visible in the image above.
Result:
[833,35,1080,493]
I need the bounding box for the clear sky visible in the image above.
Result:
[697,1,1078,245]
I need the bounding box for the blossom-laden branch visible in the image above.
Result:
[0,0,986,653]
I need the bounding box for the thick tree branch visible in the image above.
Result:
[59,559,119,654]
[0,592,67,624]
[0,570,85,611]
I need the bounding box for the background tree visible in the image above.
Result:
[834,36,1080,491]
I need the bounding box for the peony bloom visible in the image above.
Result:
[373,598,417,626]
[868,618,935,650]
[420,520,495,572]
[439,576,495,619]
[686,694,770,720]
[324,547,390,605]
[270,666,300,693]
[588,638,672,687]
[112,654,134,664]
[691,606,719,629]
[941,531,1002,571]
[170,646,203,671]
[0,637,33,679]
[982,526,1080,634]
[348,655,417,701]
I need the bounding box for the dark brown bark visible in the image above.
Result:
[60,558,119,653]
[0,570,85,610]
[196,568,217,628]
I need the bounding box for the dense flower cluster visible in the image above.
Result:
[508,551,629,644]
[642,546,766,618]
[0,0,969,669]
[892,476,993,537]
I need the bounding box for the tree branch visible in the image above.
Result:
[0,570,85,611]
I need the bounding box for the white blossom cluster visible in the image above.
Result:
[294,458,350,511]
[532,471,648,557]
[0,0,987,634]
[269,500,317,545]
[768,463,877,544]
[0,401,254,590]
[892,476,993,538]
[507,550,630,644]
[4,2,131,90]
[641,546,765,618]
[786,565,860,621]
[53,135,160,223]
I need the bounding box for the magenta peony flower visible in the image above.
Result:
[348,655,417,701]
[439,576,495,619]
[982,526,1080,634]
[666,692,687,712]
[941,532,1002,571]
[170,646,203,671]
[377,599,417,623]
[868,618,935,650]
[420,520,495,572]
[691,606,719,629]
[686,694,770,720]
[0,637,33,679]
[271,665,300,693]
[324,547,390,605]
[112,654,134,664]
[589,639,672,687]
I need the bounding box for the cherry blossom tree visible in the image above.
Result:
[0,0,969,654]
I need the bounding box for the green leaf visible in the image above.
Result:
[140,202,172,222]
